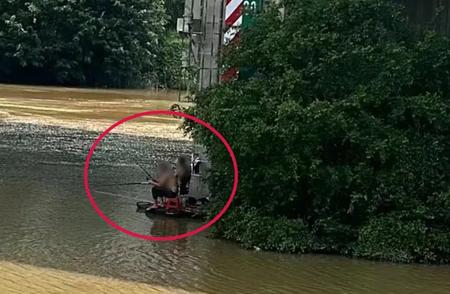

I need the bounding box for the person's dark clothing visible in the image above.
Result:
[178,174,191,195]
[152,186,177,200]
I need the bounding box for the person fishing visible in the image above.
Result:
[176,156,191,195]
[147,161,178,208]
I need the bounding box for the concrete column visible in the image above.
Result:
[182,0,224,90]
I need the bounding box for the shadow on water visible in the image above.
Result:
[1,122,450,294]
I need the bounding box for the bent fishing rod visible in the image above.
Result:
[136,162,152,178]
[94,157,163,188]
[94,182,151,187]
[92,189,149,203]
[94,177,160,187]
[133,159,160,182]
[93,165,157,187]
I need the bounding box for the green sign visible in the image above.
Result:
[240,0,263,80]
[242,0,263,29]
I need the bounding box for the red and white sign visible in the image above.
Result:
[222,0,244,81]
[224,0,243,45]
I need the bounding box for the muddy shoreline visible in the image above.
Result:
[0,84,192,141]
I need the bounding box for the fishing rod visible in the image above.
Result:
[93,189,150,203]
[93,162,157,188]
[94,182,150,187]
[135,162,154,180]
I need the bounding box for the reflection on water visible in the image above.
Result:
[1,122,450,294]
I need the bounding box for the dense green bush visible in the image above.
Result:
[185,0,450,263]
[216,207,312,253]
[354,213,450,263]
[0,0,178,88]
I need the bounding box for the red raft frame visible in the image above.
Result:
[136,199,206,219]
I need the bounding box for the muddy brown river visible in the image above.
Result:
[0,85,449,293]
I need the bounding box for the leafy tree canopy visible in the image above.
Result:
[0,0,172,88]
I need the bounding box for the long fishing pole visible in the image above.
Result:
[136,162,150,176]
[95,182,149,187]
[135,162,153,179]
[93,189,150,203]
[135,161,163,184]
[93,162,157,188]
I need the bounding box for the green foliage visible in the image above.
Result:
[185,0,450,263]
[0,0,179,88]
[158,31,183,89]
[216,207,312,253]
[354,214,450,263]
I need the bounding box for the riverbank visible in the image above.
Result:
[0,83,186,101]
[0,261,199,294]
[0,84,191,140]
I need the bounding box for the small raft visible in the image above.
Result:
[136,201,205,219]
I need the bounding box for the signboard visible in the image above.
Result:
[242,0,263,29]
[222,0,264,82]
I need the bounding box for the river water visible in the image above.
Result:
[1,88,450,293]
